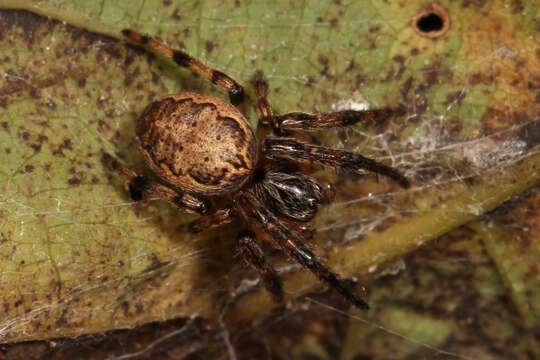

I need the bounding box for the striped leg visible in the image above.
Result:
[122,29,245,106]
[235,191,369,310]
[273,107,405,132]
[237,231,284,302]
[102,153,208,214]
[263,137,410,188]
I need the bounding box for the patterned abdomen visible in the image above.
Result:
[137,92,257,195]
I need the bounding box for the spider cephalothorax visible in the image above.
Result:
[103,29,410,309]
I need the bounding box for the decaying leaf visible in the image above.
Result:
[0,0,538,358]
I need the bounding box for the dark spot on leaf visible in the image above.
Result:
[29,87,40,99]
[345,60,355,72]
[510,0,524,13]
[0,10,48,40]
[98,120,110,133]
[53,138,73,156]
[205,41,216,53]
[124,66,141,87]
[463,176,476,187]
[24,165,34,173]
[151,71,160,84]
[318,55,332,78]
[121,301,129,316]
[68,176,81,185]
[318,55,329,67]
[103,43,123,60]
[400,78,413,98]
[424,64,441,86]
[391,55,406,80]
[123,53,136,68]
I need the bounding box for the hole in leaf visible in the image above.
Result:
[417,13,443,32]
[412,4,450,39]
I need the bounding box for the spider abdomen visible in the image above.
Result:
[137,92,258,195]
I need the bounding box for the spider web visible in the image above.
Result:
[0,0,539,359]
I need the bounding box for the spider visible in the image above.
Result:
[102,29,410,310]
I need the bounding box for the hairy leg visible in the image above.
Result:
[102,153,208,214]
[122,29,244,106]
[237,231,284,302]
[251,70,404,134]
[273,107,404,132]
[263,137,410,188]
[187,208,234,233]
[252,70,274,126]
[236,191,369,309]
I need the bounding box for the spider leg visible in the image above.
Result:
[273,107,404,132]
[263,137,410,188]
[252,70,273,126]
[102,153,208,214]
[237,231,284,302]
[290,222,316,241]
[252,71,404,133]
[186,208,234,233]
[236,191,369,310]
[122,29,244,106]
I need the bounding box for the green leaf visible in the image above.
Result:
[0,2,538,355]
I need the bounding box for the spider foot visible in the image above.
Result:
[237,231,284,303]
